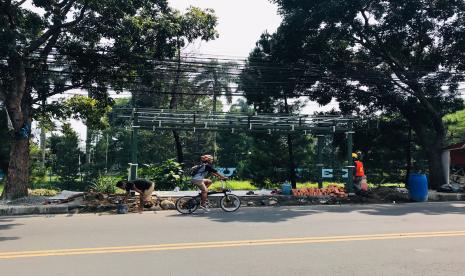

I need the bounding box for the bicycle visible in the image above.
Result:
[175,188,241,214]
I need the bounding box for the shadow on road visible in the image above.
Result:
[168,206,319,223]
[280,201,465,217]
[167,202,465,222]
[0,217,21,242]
[342,202,465,217]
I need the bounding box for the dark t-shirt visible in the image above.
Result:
[204,164,217,174]
[126,179,153,192]
[192,163,218,180]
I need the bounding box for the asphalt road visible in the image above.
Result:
[2,202,465,276]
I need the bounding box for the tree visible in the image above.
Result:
[193,59,237,112]
[0,105,11,175]
[49,123,80,185]
[268,0,465,189]
[0,0,186,199]
[239,33,308,188]
[102,7,218,164]
[166,7,218,164]
[445,107,465,144]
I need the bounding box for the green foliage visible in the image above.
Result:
[244,0,465,188]
[49,123,81,185]
[347,116,429,183]
[90,176,119,194]
[211,180,258,191]
[193,59,238,109]
[28,188,59,197]
[445,107,465,144]
[139,159,184,190]
[0,0,219,199]
[64,96,112,130]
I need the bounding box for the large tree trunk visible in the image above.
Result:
[2,58,30,199]
[409,119,447,190]
[172,130,184,164]
[426,145,447,190]
[3,139,30,199]
[423,132,447,190]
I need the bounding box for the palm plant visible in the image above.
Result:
[192,60,237,112]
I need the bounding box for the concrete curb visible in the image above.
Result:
[0,205,68,216]
[428,192,465,201]
[1,192,465,216]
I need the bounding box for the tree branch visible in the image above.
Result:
[0,88,6,102]
[13,0,26,7]
[40,32,60,62]
[351,17,445,135]
[357,8,407,74]
[61,0,76,18]
[2,1,16,29]
[23,3,87,56]
[31,82,86,104]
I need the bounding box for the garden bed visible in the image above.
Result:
[0,186,413,216]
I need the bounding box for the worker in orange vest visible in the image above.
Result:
[352,152,368,194]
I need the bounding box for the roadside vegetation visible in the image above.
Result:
[1,1,464,199]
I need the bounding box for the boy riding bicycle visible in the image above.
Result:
[191,154,227,211]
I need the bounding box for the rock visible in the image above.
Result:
[97,193,109,201]
[84,193,98,200]
[268,198,279,206]
[298,198,307,203]
[247,201,255,207]
[149,205,162,211]
[160,200,175,210]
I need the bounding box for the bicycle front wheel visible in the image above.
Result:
[175,196,199,214]
[220,194,241,212]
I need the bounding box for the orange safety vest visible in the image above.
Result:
[355,161,365,177]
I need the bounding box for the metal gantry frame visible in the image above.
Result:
[114,108,357,193]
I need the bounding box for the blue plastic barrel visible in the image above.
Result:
[282,183,292,195]
[408,174,428,202]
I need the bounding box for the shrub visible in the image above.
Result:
[139,159,184,190]
[28,188,59,196]
[90,176,119,194]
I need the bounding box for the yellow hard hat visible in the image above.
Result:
[352,153,358,158]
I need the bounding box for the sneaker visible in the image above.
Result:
[199,204,210,212]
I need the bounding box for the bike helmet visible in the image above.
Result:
[201,154,214,162]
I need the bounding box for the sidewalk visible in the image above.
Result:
[1,190,465,216]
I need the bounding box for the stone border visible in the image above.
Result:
[0,205,68,216]
[2,192,465,216]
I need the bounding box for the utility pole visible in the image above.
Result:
[129,101,139,180]
[40,97,46,168]
[316,135,325,189]
[105,132,109,174]
[346,122,354,194]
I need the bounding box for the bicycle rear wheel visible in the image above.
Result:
[220,194,241,212]
[175,196,199,214]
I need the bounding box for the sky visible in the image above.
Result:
[168,0,282,57]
